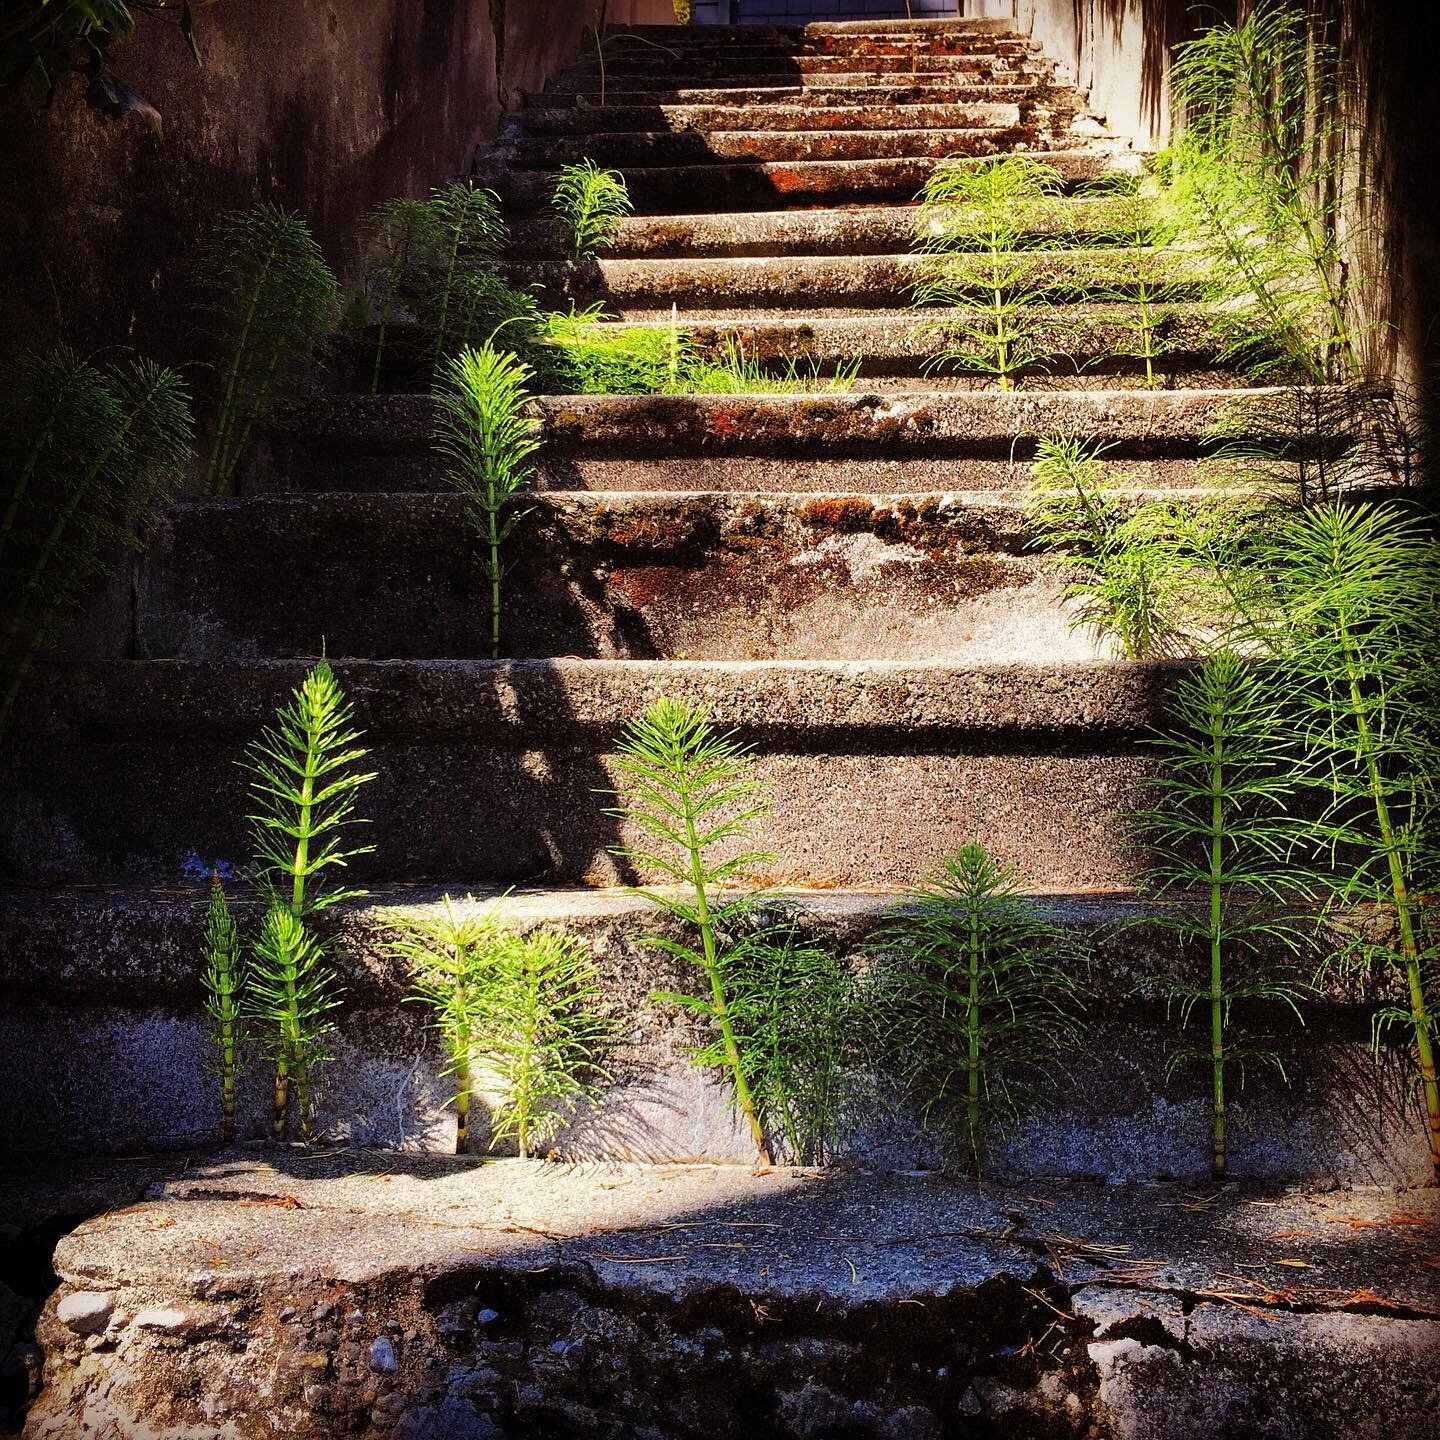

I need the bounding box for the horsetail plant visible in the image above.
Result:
[194,205,339,492]
[609,697,775,1165]
[1132,649,1313,1178]
[387,896,511,1153]
[356,196,434,392]
[551,159,632,262]
[433,342,541,659]
[912,155,1065,390]
[0,349,192,738]
[201,873,246,1144]
[875,844,1087,1173]
[711,926,856,1165]
[479,926,615,1159]
[243,658,376,1141]
[416,183,509,371]
[1245,503,1440,1180]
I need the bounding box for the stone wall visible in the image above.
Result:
[0,0,617,368]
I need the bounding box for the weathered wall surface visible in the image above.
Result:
[0,0,614,367]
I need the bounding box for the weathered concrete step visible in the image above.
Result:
[135,490,1103,664]
[24,1158,1438,1439]
[495,150,1136,211]
[551,54,1052,81]
[2,656,1180,891]
[513,99,1044,136]
[521,81,1067,107]
[509,197,1135,258]
[609,17,1023,38]
[509,124,1082,169]
[261,388,1318,492]
[514,249,1207,313]
[593,34,1040,61]
[1,887,1427,1184]
[592,306,1247,377]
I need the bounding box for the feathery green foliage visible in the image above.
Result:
[1082,174,1190,387]
[478,926,614,1159]
[432,343,541,658]
[0,348,192,738]
[875,844,1087,1172]
[610,697,775,1164]
[682,338,861,396]
[201,874,246,1145]
[705,927,856,1165]
[351,185,517,385]
[1241,503,1440,1178]
[1160,4,1354,379]
[388,896,511,1154]
[242,659,375,1140]
[551,159,632,262]
[1027,433,1216,659]
[194,205,339,493]
[912,155,1065,390]
[1132,650,1313,1177]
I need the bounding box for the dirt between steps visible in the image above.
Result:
[6,1153,1438,1438]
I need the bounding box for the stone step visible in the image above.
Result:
[23,1156,1438,1438]
[509,249,1207,314]
[261,388,1313,492]
[508,122,1095,169]
[135,490,1108,664]
[508,197,1133,258]
[2,656,1180,891]
[0,886,1426,1183]
[593,34,1039,61]
[495,150,1137,211]
[550,54,1052,82]
[521,81,1067,107]
[512,100,1058,136]
[608,18,1023,38]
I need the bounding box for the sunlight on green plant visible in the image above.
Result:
[551,159,632,262]
[195,204,338,493]
[242,658,375,1141]
[1132,649,1314,1178]
[683,338,861,396]
[479,925,615,1159]
[355,196,436,394]
[201,872,246,1145]
[912,155,1065,390]
[1159,3,1355,380]
[874,844,1087,1173]
[1243,503,1440,1179]
[610,697,775,1165]
[0,347,191,739]
[387,896,513,1154]
[1082,173,1188,387]
[432,342,541,659]
[699,925,856,1165]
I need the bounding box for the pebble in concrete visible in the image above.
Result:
[55,1291,114,1336]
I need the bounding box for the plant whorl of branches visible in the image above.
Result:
[912,155,1065,390]
[0,347,192,739]
[194,204,339,494]
[432,342,540,659]
[242,658,375,1141]
[1160,3,1355,380]
[479,926,615,1160]
[387,895,511,1154]
[610,696,775,1165]
[1132,649,1313,1178]
[551,159,633,262]
[1242,502,1440,1179]
[201,873,246,1144]
[874,843,1088,1173]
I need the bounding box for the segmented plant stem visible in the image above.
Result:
[967,902,982,1159]
[452,1009,473,1153]
[207,239,278,492]
[1208,710,1227,1179]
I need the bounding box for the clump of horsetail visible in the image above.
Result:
[242,658,375,1141]
[194,205,338,493]
[551,159,632,261]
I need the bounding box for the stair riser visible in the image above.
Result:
[1,891,1423,1182]
[3,660,1177,890]
[496,153,1135,211]
[514,102,1051,136]
[137,493,1096,664]
[592,37,1039,60]
[554,55,1051,80]
[522,83,1064,107]
[510,253,1206,313]
[510,124,1073,168]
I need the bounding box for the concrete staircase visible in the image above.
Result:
[0,19,1421,1186]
